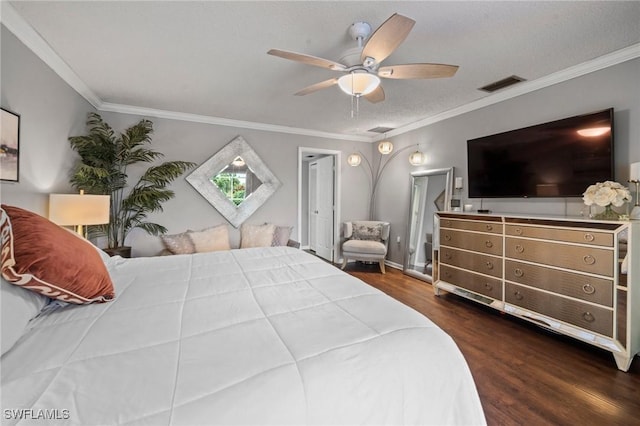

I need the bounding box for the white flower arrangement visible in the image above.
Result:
[582,181,632,207]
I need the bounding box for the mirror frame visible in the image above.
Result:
[403,167,454,283]
[186,136,281,228]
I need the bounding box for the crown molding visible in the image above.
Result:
[1,2,102,108]
[99,102,372,142]
[388,43,640,139]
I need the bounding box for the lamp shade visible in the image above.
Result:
[378,141,394,155]
[337,72,380,96]
[631,162,640,181]
[347,153,362,167]
[49,193,110,226]
[409,150,425,166]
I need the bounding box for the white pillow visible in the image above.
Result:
[240,223,276,248]
[1,277,49,355]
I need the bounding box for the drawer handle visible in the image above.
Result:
[514,228,523,235]
[583,255,596,265]
[486,224,493,231]
[582,284,596,295]
[582,312,595,323]
[444,220,451,226]
[514,291,523,300]
[445,271,452,278]
[485,240,493,248]
[584,233,595,242]
[444,234,451,241]
[486,262,494,270]
[515,245,524,253]
[485,283,493,291]
[444,253,452,260]
[514,268,524,277]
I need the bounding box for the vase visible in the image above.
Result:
[594,205,621,221]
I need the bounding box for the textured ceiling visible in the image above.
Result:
[6,1,640,139]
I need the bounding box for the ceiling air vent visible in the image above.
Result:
[479,75,526,93]
[368,126,395,133]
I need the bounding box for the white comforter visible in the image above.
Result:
[2,247,485,425]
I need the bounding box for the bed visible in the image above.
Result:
[1,206,485,425]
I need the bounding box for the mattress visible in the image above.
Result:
[1,246,485,425]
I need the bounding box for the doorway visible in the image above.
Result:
[298,148,341,263]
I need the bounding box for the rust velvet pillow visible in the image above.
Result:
[1,205,114,304]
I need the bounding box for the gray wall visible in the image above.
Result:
[0,26,96,212]
[376,58,640,264]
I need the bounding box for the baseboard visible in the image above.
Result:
[385,260,403,271]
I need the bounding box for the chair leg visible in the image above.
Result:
[341,256,348,270]
[379,260,386,274]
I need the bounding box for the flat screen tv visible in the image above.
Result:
[467,108,614,198]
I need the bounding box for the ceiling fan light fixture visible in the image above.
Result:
[338,72,380,96]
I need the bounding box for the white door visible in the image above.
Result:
[309,156,335,261]
[309,162,318,251]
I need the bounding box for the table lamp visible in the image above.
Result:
[49,190,110,238]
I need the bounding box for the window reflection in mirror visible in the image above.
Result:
[210,156,263,206]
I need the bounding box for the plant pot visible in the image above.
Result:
[103,246,132,258]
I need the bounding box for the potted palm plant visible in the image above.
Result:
[69,113,195,257]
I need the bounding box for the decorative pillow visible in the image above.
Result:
[161,231,196,255]
[271,225,293,247]
[0,205,115,304]
[1,277,49,355]
[352,222,382,241]
[240,223,276,249]
[189,225,231,253]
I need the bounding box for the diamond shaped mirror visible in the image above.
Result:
[186,136,281,227]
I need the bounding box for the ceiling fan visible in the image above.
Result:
[267,13,459,103]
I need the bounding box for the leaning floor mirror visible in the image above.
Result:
[403,167,453,283]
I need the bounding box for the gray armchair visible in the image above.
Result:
[341,221,390,274]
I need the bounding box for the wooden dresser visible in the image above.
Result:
[434,212,639,371]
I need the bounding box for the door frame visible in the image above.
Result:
[297,147,341,262]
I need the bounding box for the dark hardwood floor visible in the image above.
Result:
[344,263,640,426]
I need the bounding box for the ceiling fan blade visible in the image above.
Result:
[361,14,415,65]
[378,63,459,79]
[268,49,346,71]
[364,85,385,103]
[295,78,339,96]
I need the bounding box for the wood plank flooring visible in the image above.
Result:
[344,263,640,426]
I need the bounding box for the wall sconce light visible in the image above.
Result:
[409,150,426,166]
[49,190,110,238]
[348,143,424,219]
[378,140,394,155]
[347,153,362,167]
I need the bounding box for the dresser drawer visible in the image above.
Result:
[440,247,502,278]
[439,218,502,234]
[505,260,613,307]
[505,283,613,337]
[440,229,503,256]
[440,265,503,299]
[505,238,613,277]
[505,224,613,247]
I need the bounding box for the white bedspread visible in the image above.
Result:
[2,247,485,425]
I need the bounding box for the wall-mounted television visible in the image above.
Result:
[467,108,614,198]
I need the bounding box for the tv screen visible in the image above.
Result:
[467,108,614,198]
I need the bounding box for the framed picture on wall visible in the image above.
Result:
[1,108,20,182]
